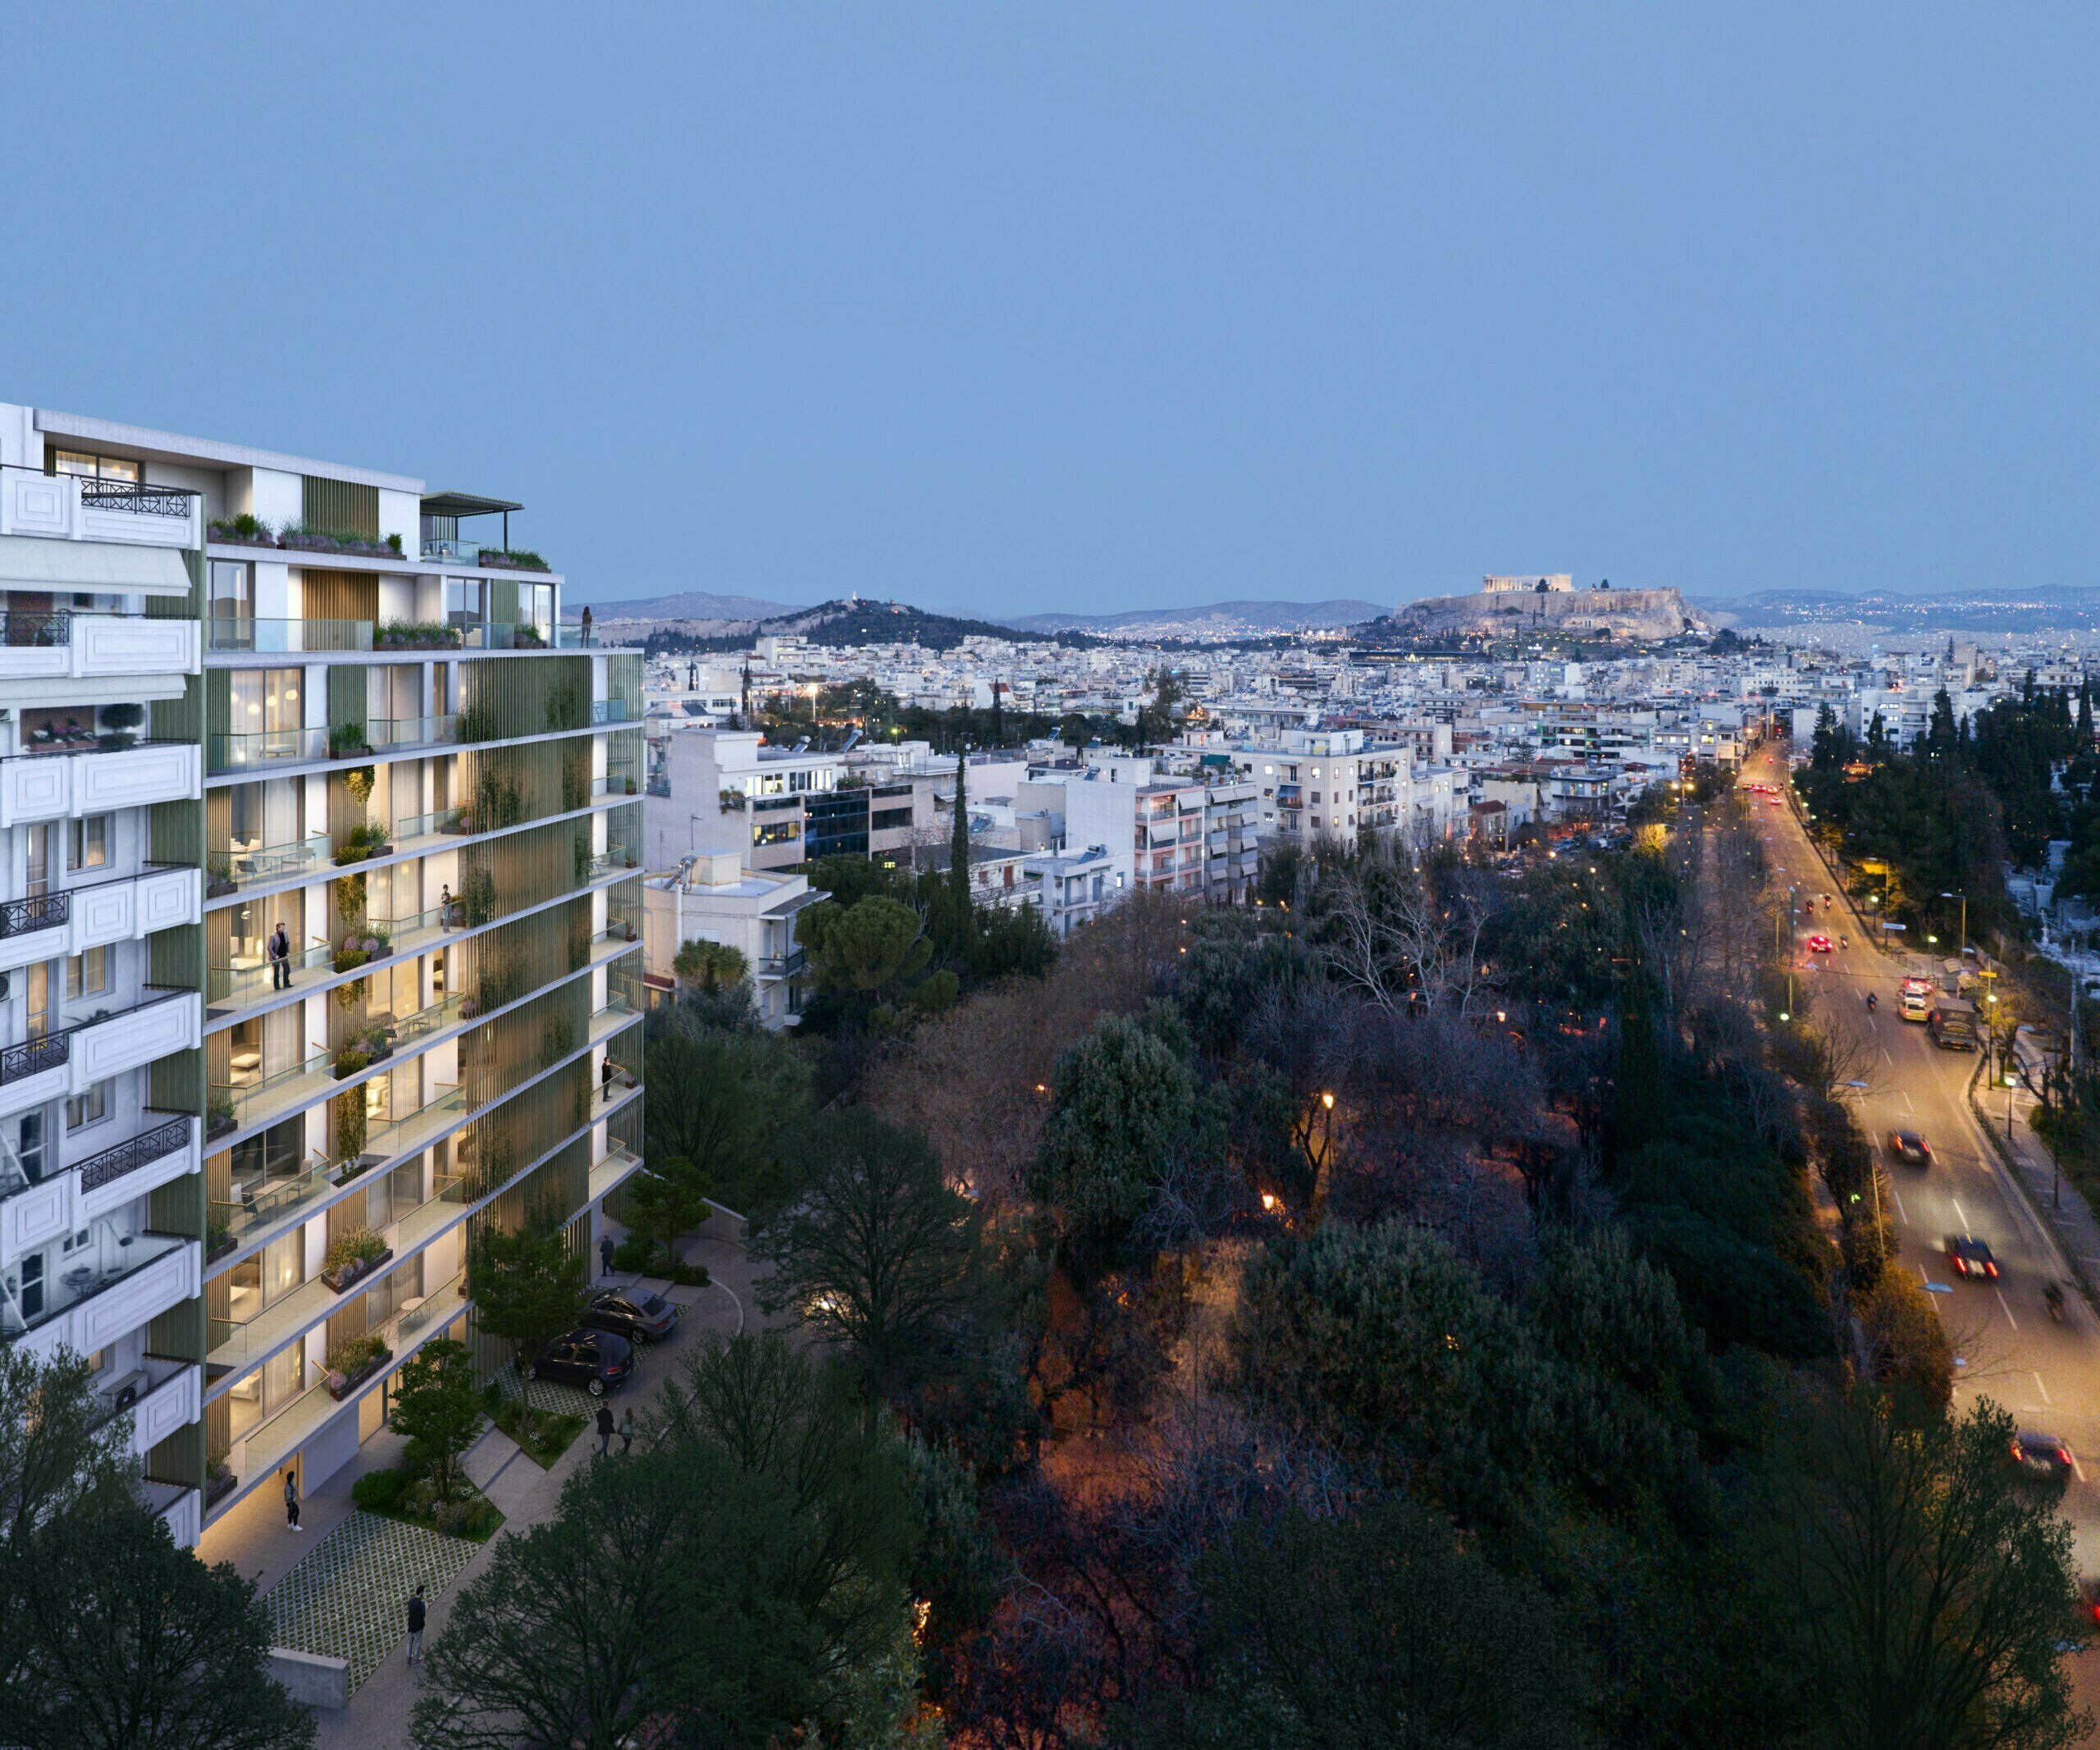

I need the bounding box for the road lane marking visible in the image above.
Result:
[2034,1372,2052,1405]
[1952,1197,1971,1231]
[2073,1451,2087,1484]
[1890,1186,1908,1224]
[1901,1092,1916,1115]
[1996,1287,2019,1331]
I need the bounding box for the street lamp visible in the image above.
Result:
[1939,890,1968,966]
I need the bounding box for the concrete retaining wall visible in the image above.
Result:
[267,1647,349,1711]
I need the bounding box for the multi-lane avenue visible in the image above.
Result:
[1740,743,2100,1725]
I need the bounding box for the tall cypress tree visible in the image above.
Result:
[949,746,971,916]
[2079,681,2093,747]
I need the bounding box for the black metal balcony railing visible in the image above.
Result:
[0,610,70,648]
[0,893,68,941]
[76,1117,190,1195]
[1,1032,69,1086]
[79,478,199,517]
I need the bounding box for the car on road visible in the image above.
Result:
[527,1328,634,1396]
[1886,1131,1933,1167]
[2010,1431,2075,1487]
[578,1287,680,1346]
[1900,988,1931,1021]
[1806,934,1834,953]
[1944,1235,1999,1279]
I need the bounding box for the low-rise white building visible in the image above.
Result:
[641,852,822,1029]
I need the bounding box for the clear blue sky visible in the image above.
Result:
[7,5,2094,614]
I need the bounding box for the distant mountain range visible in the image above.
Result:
[1697,586,2100,634]
[1002,597,1386,636]
[568,590,806,624]
[596,596,1091,654]
[574,591,1389,645]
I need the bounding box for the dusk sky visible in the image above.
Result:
[7,4,2094,615]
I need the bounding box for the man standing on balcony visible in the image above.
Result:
[268,921,292,989]
[283,1469,301,1532]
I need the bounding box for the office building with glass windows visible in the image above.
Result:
[0,404,646,1546]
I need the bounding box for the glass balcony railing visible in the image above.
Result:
[207,942,334,1008]
[211,1151,345,1248]
[205,619,372,654]
[755,948,807,980]
[589,699,632,724]
[588,1143,641,1200]
[208,727,329,771]
[389,806,468,845]
[370,715,459,751]
[210,1048,335,1137]
[555,625,598,649]
[208,834,331,893]
[587,851,641,880]
[588,999,641,1049]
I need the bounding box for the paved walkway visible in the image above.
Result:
[194,1221,769,1743]
[1969,1063,2100,1311]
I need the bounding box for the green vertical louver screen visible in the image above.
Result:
[302,477,379,538]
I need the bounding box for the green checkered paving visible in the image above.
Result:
[491,1362,606,1420]
[264,1509,478,1692]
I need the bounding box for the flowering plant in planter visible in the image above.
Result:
[208,513,277,547]
[321,1228,391,1294]
[326,1332,392,1398]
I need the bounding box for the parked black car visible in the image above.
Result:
[578,1287,680,1346]
[527,1328,633,1396]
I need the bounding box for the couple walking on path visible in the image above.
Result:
[596,1403,636,1456]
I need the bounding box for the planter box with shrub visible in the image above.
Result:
[321,1230,392,1295]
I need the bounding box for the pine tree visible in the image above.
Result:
[948,745,971,918]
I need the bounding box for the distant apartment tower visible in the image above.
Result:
[0,404,648,1549]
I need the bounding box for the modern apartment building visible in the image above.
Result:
[0,404,647,1550]
[1230,729,1413,844]
[644,727,937,874]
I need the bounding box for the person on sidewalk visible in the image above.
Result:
[619,1407,636,1455]
[283,1469,301,1532]
[600,1233,616,1277]
[596,1403,615,1457]
[268,921,292,989]
[405,1586,426,1665]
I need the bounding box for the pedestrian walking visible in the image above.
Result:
[283,1469,301,1532]
[268,921,292,989]
[600,1232,616,1277]
[619,1407,636,1455]
[404,1585,426,1665]
[596,1403,615,1457]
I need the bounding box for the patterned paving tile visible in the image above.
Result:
[264,1510,478,1693]
[489,1362,605,1421]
